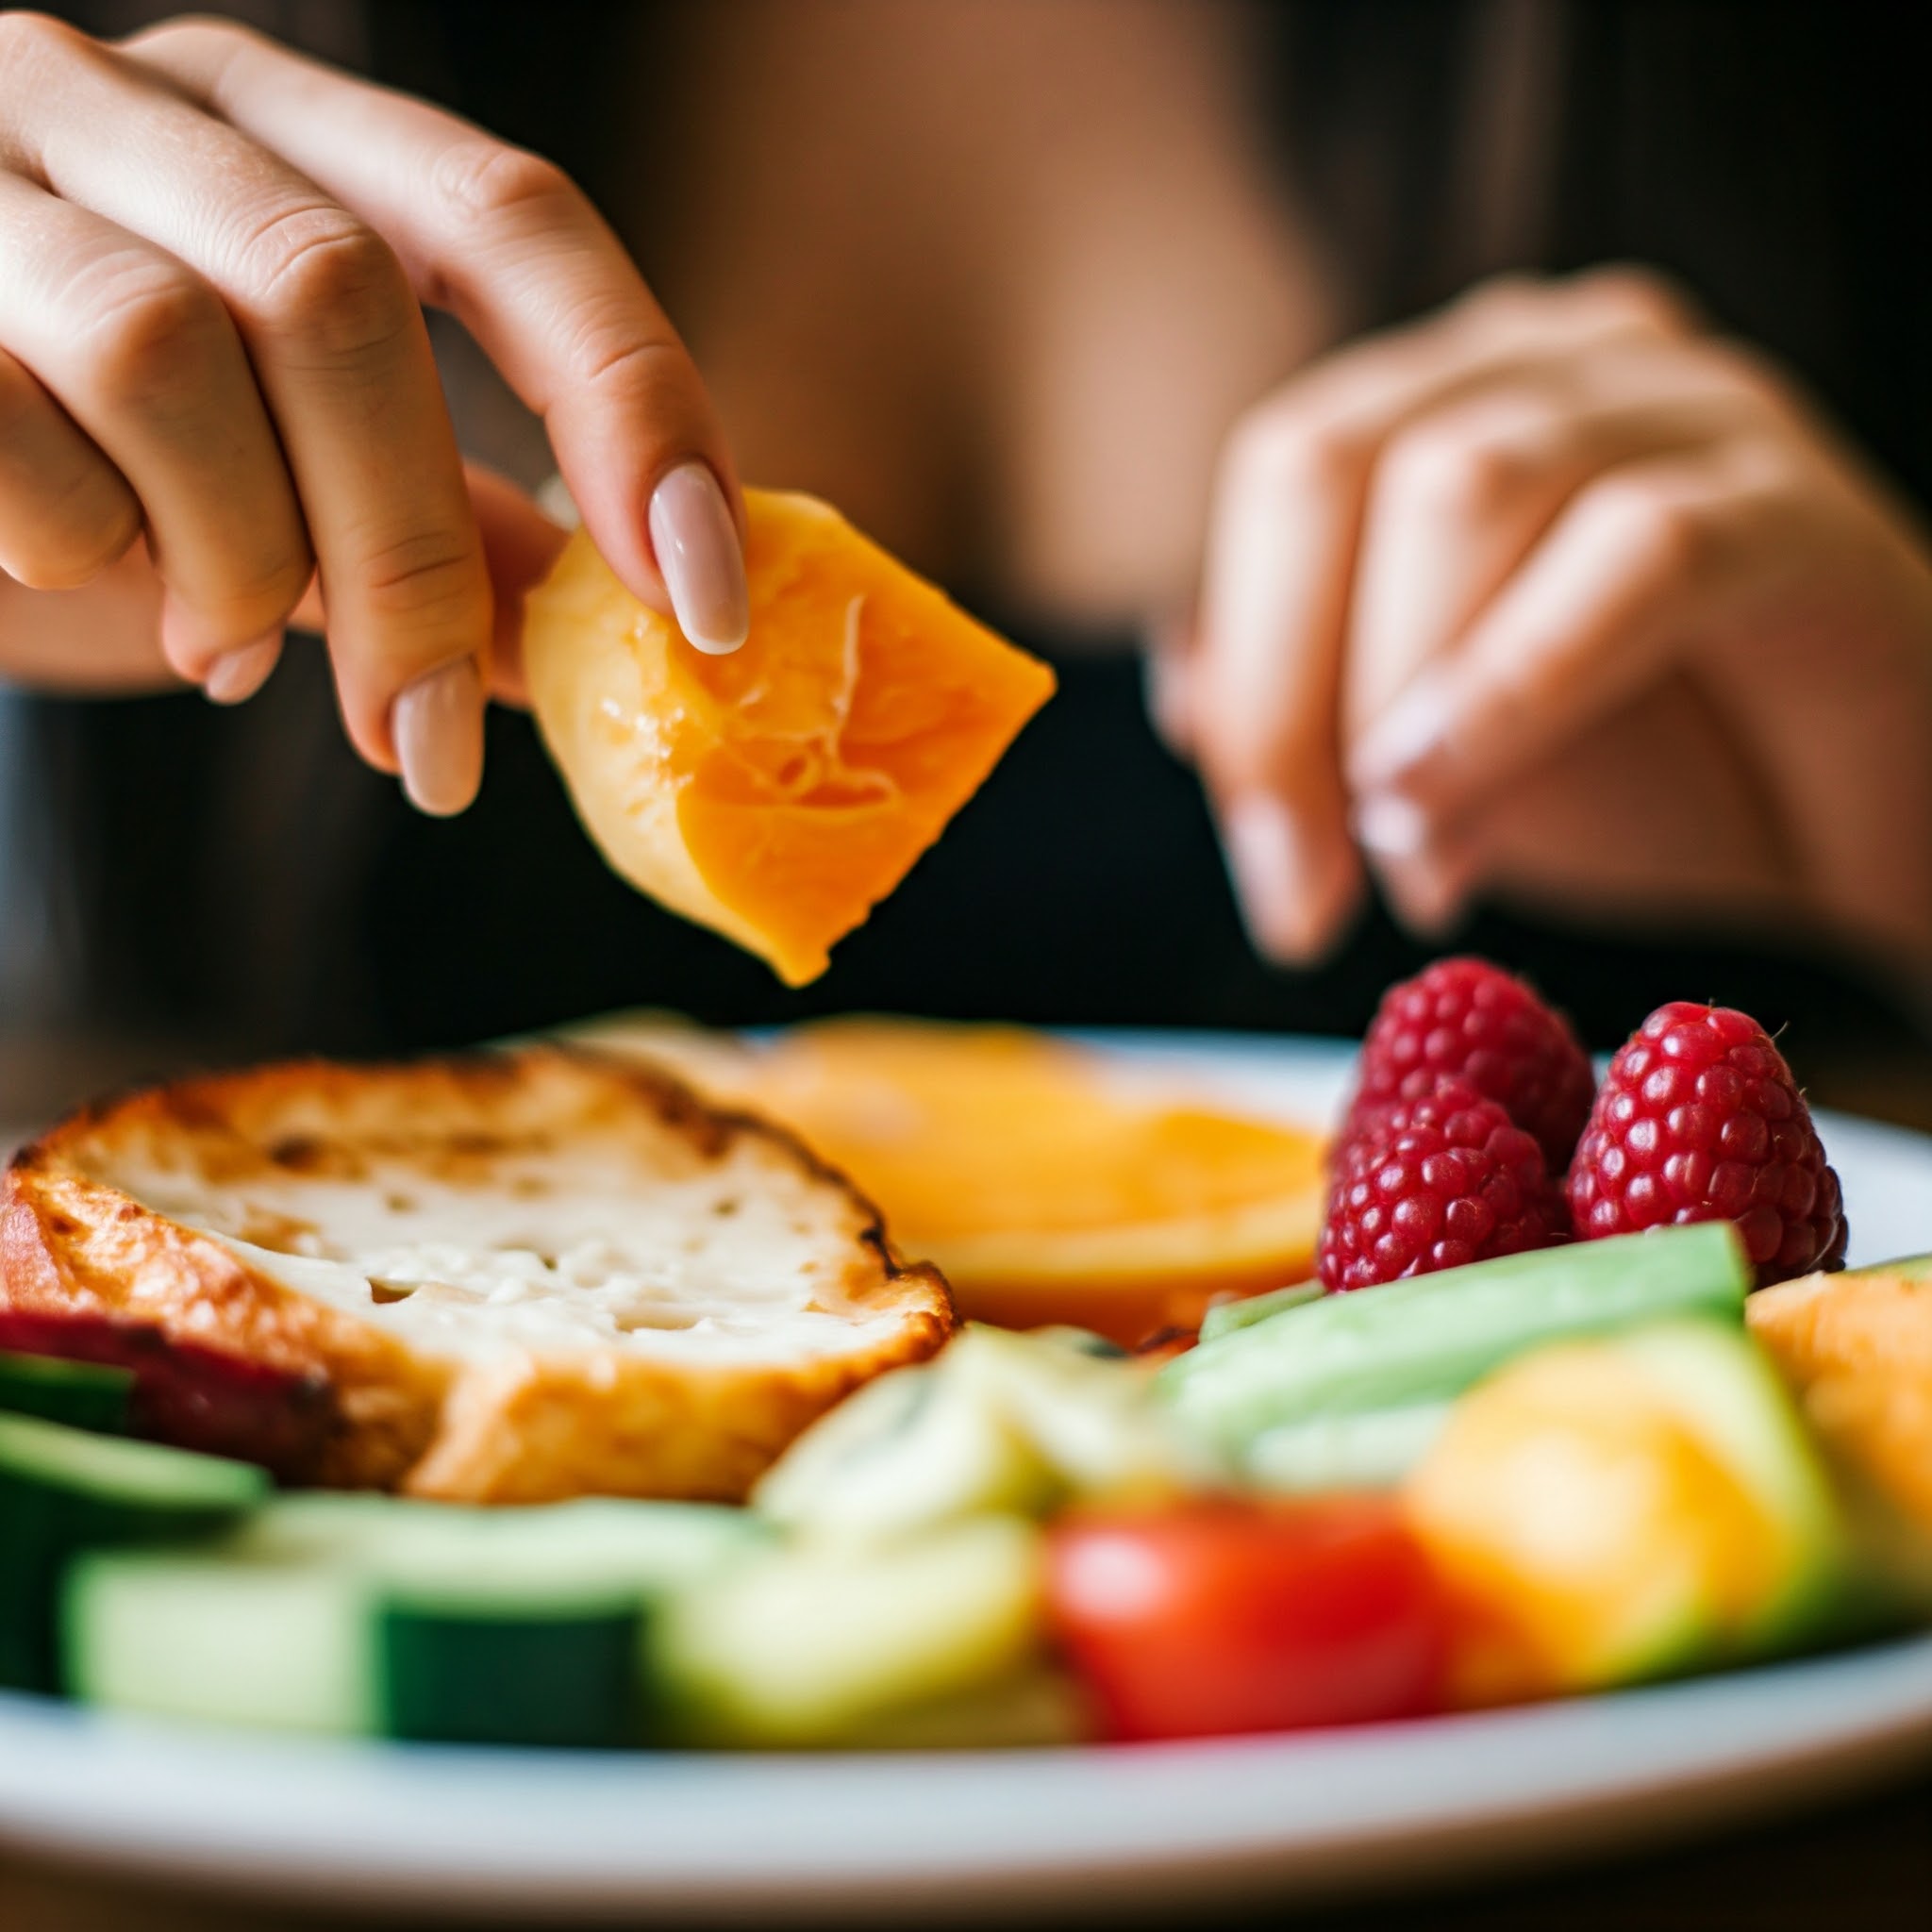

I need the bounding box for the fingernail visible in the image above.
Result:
[1387,846,1480,937]
[1351,665,1455,794]
[1352,791,1432,860]
[392,658,485,816]
[202,634,283,706]
[1222,794,1355,964]
[648,461,749,654]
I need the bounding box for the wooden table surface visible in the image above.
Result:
[4,1041,1930,1932]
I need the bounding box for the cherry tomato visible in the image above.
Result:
[1045,1497,1448,1741]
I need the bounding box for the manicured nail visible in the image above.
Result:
[1351,665,1455,794]
[1222,794,1353,963]
[202,634,283,706]
[392,658,485,816]
[1352,791,1432,860]
[647,461,749,654]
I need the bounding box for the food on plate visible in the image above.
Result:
[0,957,1924,1757]
[1162,1223,1752,1479]
[0,1046,951,1504]
[1,1413,268,1691]
[1747,1255,1932,1599]
[1319,1079,1564,1291]
[571,1012,1328,1341]
[1569,1003,1846,1284]
[754,1324,1204,1545]
[1044,1497,1448,1740]
[1404,1321,1843,1705]
[66,1492,767,1744]
[1343,958,1595,1173]
[523,491,1056,987]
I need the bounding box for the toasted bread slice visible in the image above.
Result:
[1,1048,951,1502]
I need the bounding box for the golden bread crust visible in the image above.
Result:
[2,1047,952,1501]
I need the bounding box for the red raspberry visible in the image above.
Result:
[1345,958,1595,1172]
[1320,1079,1564,1292]
[1567,1003,1847,1286]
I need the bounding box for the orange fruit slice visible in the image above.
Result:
[576,1014,1329,1345]
[523,491,1056,985]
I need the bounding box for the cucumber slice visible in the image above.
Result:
[0,1414,268,1692]
[379,1591,641,1749]
[63,1493,765,1741]
[1161,1223,1749,1458]
[654,1515,1046,1746]
[1244,1403,1454,1493]
[65,1555,372,1734]
[0,1350,131,1433]
[1198,1280,1324,1345]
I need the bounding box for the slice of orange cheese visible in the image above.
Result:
[524,491,1056,985]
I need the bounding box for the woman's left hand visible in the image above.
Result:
[1161,268,1932,983]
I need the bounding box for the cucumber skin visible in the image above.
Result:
[0,1351,131,1434]
[1161,1224,1750,1458]
[1198,1281,1323,1345]
[1848,1252,1932,1282]
[379,1601,642,1749]
[0,1417,268,1693]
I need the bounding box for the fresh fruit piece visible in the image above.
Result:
[753,1324,1200,1543]
[0,1414,267,1691]
[1243,1403,1455,1494]
[0,1309,328,1477]
[1343,958,1594,1171]
[575,1013,1329,1342]
[1319,1080,1562,1292]
[1404,1320,1842,1704]
[0,1347,130,1433]
[2,1047,951,1503]
[651,1515,1051,1746]
[1746,1256,1932,1601]
[523,492,1056,986]
[1198,1279,1324,1344]
[1161,1222,1750,1466]
[1045,1498,1447,1741]
[1568,1003,1846,1285]
[65,1495,768,1740]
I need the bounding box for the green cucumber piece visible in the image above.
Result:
[62,1493,764,1742]
[654,1515,1046,1746]
[1847,1252,1932,1282]
[1244,1402,1454,1493]
[65,1554,373,1734]
[1161,1223,1749,1458]
[0,1350,131,1433]
[1614,1320,1843,1652]
[1197,1280,1324,1345]
[1,1413,268,1692]
[379,1591,641,1749]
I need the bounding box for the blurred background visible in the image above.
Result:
[5,0,1932,1126]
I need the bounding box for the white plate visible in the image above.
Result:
[2,1030,1929,1923]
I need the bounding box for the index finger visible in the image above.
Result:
[125,18,749,653]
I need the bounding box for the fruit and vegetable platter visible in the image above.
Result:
[4,958,1930,1758]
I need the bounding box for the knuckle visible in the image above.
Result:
[5,491,140,591]
[242,207,411,358]
[1586,474,1719,579]
[1383,419,1532,517]
[354,523,490,639]
[432,140,579,227]
[1573,263,1698,337]
[0,11,88,81]
[1224,399,1363,497]
[78,258,228,408]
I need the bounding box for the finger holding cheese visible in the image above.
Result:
[523,491,1056,986]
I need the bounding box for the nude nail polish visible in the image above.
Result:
[392,658,485,817]
[648,462,750,654]
[203,635,283,706]
[1223,794,1353,964]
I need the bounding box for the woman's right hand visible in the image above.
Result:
[0,12,749,812]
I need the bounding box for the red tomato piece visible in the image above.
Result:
[1045,1497,1449,1742]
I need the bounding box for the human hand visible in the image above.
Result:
[1162,269,1932,981]
[0,13,749,812]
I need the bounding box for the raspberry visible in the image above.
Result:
[1345,958,1595,1172]
[1567,1002,1847,1286]
[1319,1079,1564,1292]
